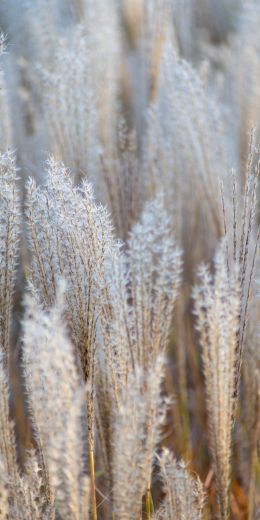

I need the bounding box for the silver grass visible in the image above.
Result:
[26,0,65,68]
[95,248,130,491]
[103,193,182,374]
[127,194,182,368]
[96,195,181,492]
[42,28,98,183]
[157,448,206,520]
[0,74,13,150]
[0,354,50,519]
[230,0,260,159]
[26,156,116,382]
[244,345,260,519]
[120,0,193,122]
[112,356,166,520]
[243,284,260,517]
[41,1,120,186]
[0,36,13,149]
[122,0,174,111]
[42,28,141,241]
[20,451,55,520]
[0,151,20,358]
[221,136,260,399]
[145,42,229,259]
[23,287,89,520]
[26,156,118,519]
[0,353,22,516]
[99,120,142,241]
[193,243,240,519]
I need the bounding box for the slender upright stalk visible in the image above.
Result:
[89,442,97,520]
[145,488,151,520]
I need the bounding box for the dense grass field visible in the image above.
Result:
[0,1,259,519]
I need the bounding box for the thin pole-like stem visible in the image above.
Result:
[89,444,97,520]
[145,488,151,520]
